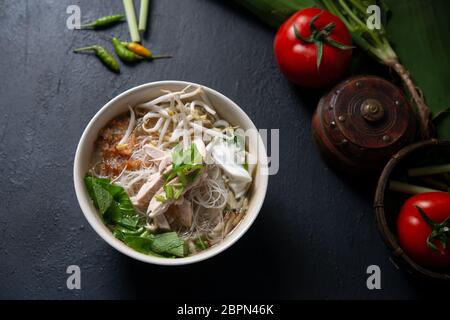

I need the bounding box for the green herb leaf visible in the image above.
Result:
[93,181,113,214]
[164,184,174,200]
[174,186,184,199]
[84,175,186,258]
[161,144,204,201]
[194,237,208,250]
[118,215,140,229]
[172,143,203,169]
[155,194,167,202]
[113,226,145,241]
[151,232,185,257]
[123,231,185,257]
[177,171,187,186]
[84,175,140,228]
[123,236,164,256]
[93,178,123,197]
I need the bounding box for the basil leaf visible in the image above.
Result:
[123,232,183,258]
[151,232,185,257]
[118,215,140,229]
[84,176,113,214]
[103,201,122,223]
[123,236,157,255]
[84,176,185,258]
[84,175,139,227]
[113,226,144,241]
[94,178,123,197]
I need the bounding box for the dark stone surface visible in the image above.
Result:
[0,0,446,299]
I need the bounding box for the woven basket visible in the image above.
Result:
[374,139,450,281]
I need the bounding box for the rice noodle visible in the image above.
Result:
[190,176,228,209]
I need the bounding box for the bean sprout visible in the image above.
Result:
[117,106,135,146]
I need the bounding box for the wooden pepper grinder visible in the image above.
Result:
[312,75,417,171]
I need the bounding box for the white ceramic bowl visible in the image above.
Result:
[74,81,268,265]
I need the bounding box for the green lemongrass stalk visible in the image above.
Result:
[321,0,431,139]
[389,180,441,195]
[123,0,141,42]
[408,164,450,177]
[139,0,150,32]
[419,177,449,192]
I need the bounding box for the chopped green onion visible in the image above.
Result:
[123,0,141,43]
[194,237,208,250]
[155,194,166,202]
[164,184,174,200]
[139,0,150,32]
[159,144,204,201]
[174,186,184,200]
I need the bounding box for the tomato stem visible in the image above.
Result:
[415,205,450,253]
[415,206,437,228]
[292,12,353,71]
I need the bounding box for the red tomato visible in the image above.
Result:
[397,192,450,268]
[274,8,353,88]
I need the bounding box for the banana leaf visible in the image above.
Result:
[384,0,450,139]
[233,0,450,139]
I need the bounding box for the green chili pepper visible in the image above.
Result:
[73,45,120,73]
[121,41,172,60]
[112,37,144,63]
[80,14,125,29]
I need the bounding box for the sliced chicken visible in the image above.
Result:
[131,173,165,210]
[166,199,193,228]
[146,177,179,218]
[153,212,171,230]
[130,161,173,210]
[147,170,206,217]
[158,156,172,173]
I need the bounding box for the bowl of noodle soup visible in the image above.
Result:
[74,81,268,265]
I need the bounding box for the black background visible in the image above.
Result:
[0,0,447,299]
